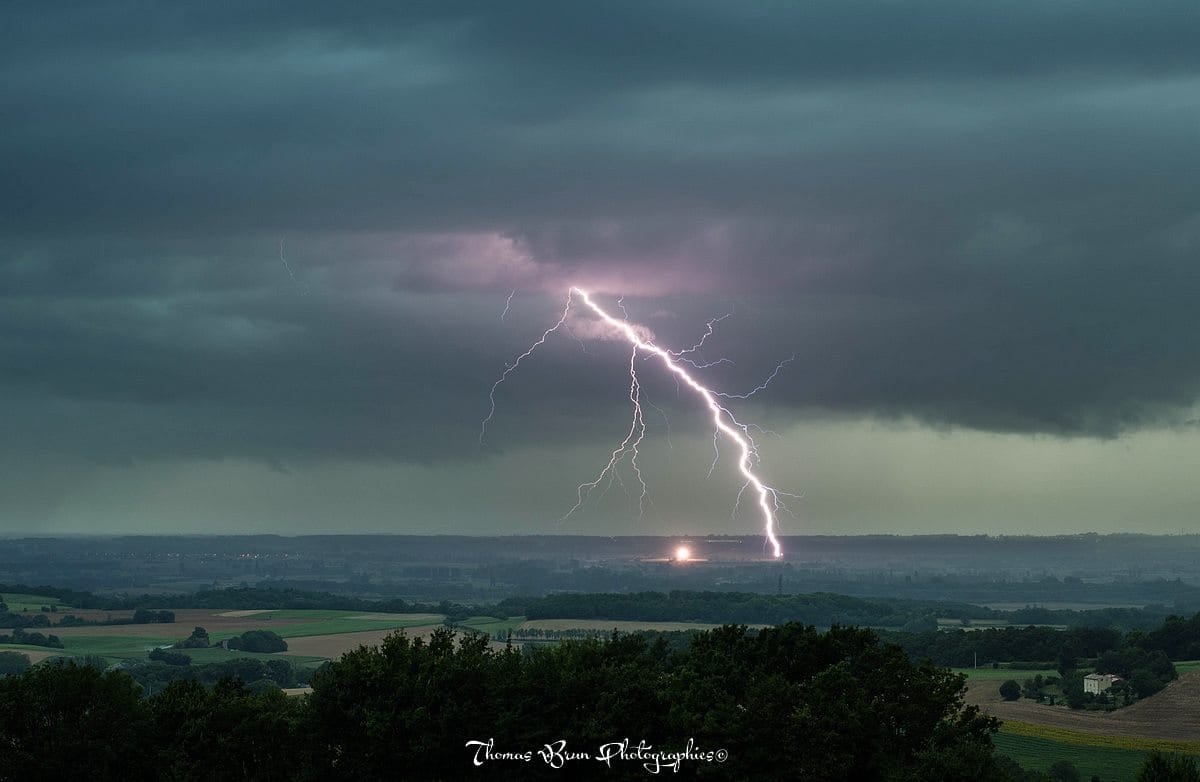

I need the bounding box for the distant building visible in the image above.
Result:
[1083,673,1122,694]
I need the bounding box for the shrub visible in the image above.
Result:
[227,630,287,653]
[0,651,30,676]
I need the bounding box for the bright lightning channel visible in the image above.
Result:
[481,287,787,559]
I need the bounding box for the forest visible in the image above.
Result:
[0,623,1006,781]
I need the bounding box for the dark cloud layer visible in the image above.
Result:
[3,1,1200,468]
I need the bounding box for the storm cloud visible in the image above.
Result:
[3,2,1200,533]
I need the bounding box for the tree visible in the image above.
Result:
[1049,759,1081,782]
[227,630,288,653]
[42,654,108,671]
[174,626,210,648]
[1057,650,1077,677]
[999,679,1022,701]
[303,623,1006,781]
[148,647,192,666]
[0,662,155,781]
[901,615,939,633]
[0,650,30,676]
[1138,751,1200,782]
[151,678,306,780]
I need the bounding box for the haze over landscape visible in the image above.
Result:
[5,3,1200,538]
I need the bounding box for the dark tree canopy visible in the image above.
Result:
[227,630,288,653]
[0,624,1005,781]
[0,651,30,676]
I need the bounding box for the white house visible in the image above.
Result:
[1083,673,1122,695]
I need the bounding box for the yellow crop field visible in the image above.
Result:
[1001,720,1200,755]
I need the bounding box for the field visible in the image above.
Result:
[938,618,1012,629]
[518,619,758,633]
[966,669,1200,741]
[0,610,774,666]
[983,602,1149,611]
[0,608,447,666]
[954,666,1056,682]
[1,593,72,612]
[965,667,1200,780]
[993,729,1148,781]
[994,721,1200,781]
[1174,660,1200,675]
[0,644,64,663]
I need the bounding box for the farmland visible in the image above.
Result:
[3,587,1198,782]
[954,666,1055,682]
[993,721,1200,781]
[993,729,1148,781]
[519,618,747,633]
[966,669,1200,741]
[1,592,73,612]
[0,607,735,665]
[0,608,447,666]
[965,668,1200,780]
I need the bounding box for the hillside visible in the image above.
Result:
[969,670,1200,741]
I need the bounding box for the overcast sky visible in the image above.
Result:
[4,2,1200,540]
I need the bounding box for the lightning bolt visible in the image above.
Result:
[278,239,308,295]
[670,311,735,369]
[479,291,574,446]
[562,343,650,523]
[481,286,788,559]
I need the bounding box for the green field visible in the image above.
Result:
[953,666,1056,681]
[0,642,61,657]
[1174,660,1200,675]
[176,647,326,666]
[217,616,441,641]
[457,615,526,636]
[1,593,72,612]
[993,731,1148,780]
[234,609,375,621]
[994,720,1200,782]
[0,609,446,666]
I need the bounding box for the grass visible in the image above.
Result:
[1001,720,1200,755]
[952,666,1055,681]
[518,619,741,632]
[3,610,447,664]
[994,721,1200,782]
[207,615,443,641]
[1174,660,1200,675]
[993,730,1148,781]
[232,609,361,621]
[7,634,346,667]
[0,642,61,657]
[1,593,72,612]
[178,647,326,666]
[456,616,526,636]
[938,618,1011,628]
[58,635,177,657]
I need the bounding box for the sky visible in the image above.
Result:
[3,2,1200,539]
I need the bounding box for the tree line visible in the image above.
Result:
[0,623,1008,781]
[0,626,62,649]
[1,581,1193,632]
[0,607,174,629]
